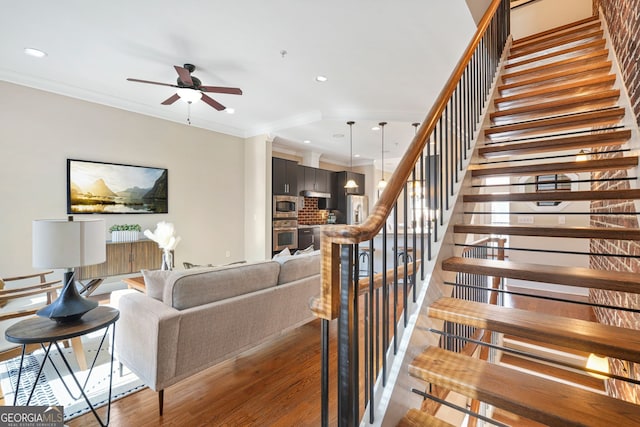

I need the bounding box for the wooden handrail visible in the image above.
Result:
[314,0,507,320]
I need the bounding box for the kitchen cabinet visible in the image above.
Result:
[298,226,321,250]
[298,165,331,194]
[273,157,298,195]
[76,239,162,280]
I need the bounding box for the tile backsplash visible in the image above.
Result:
[298,197,328,225]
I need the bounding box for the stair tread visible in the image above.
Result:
[499,353,606,392]
[502,49,609,82]
[512,16,600,45]
[453,223,640,240]
[442,257,640,295]
[508,30,605,61]
[397,409,455,427]
[479,129,631,157]
[498,61,612,93]
[430,296,640,367]
[490,89,619,121]
[470,155,638,177]
[495,74,616,106]
[510,22,602,54]
[463,188,640,203]
[410,346,640,427]
[506,39,606,70]
[484,107,625,137]
[512,16,600,47]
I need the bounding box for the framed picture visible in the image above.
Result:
[67,159,168,214]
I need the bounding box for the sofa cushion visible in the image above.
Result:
[142,269,173,301]
[277,251,320,285]
[164,261,281,310]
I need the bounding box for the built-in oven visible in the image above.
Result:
[273,219,298,252]
[273,195,299,219]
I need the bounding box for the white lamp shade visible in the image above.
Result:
[33,219,106,269]
[344,179,358,189]
[177,88,203,103]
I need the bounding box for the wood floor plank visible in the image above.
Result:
[410,346,640,427]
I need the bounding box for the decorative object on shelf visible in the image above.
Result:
[378,121,388,191]
[144,221,181,270]
[109,224,141,242]
[32,216,106,323]
[344,121,358,189]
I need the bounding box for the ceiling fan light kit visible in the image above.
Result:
[127,63,242,112]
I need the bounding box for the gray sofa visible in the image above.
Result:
[111,251,320,414]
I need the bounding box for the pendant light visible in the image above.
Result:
[378,122,388,190]
[344,121,358,189]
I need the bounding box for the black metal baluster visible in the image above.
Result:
[321,318,329,427]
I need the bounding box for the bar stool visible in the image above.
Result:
[394,247,414,263]
[359,246,373,277]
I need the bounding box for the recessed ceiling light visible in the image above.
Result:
[225,108,235,114]
[371,126,380,131]
[24,47,47,58]
[303,140,311,144]
[354,154,361,158]
[315,75,328,82]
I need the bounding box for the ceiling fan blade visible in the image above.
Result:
[161,93,181,105]
[200,86,243,95]
[201,93,226,111]
[127,78,178,88]
[174,65,193,86]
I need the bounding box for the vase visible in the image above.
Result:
[161,249,174,271]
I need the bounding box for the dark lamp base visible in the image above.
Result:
[37,271,98,323]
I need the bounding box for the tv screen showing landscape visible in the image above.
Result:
[67,159,168,214]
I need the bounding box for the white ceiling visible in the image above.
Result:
[0,0,477,166]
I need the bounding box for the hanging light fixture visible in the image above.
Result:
[378,122,388,190]
[344,121,358,189]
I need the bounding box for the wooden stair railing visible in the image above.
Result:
[404,12,640,427]
[311,0,511,425]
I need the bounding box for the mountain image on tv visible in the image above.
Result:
[68,160,168,214]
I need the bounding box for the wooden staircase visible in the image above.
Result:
[401,16,640,426]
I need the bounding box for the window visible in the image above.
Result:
[535,174,571,206]
[486,176,510,224]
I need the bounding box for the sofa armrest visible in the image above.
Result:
[114,291,181,391]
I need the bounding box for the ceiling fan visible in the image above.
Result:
[127,63,242,111]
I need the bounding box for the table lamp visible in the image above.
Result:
[32,217,106,323]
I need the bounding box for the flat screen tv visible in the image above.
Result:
[67,159,168,214]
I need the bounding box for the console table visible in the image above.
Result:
[76,239,162,280]
[5,306,119,426]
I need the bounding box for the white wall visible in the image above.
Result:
[511,0,593,39]
[244,135,272,262]
[0,81,246,282]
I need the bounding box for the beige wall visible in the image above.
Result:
[511,0,592,39]
[245,135,272,261]
[0,82,246,282]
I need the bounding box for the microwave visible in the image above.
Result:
[273,195,299,219]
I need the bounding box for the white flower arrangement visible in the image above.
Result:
[144,221,181,251]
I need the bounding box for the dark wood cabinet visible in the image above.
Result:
[298,226,321,250]
[273,157,298,195]
[298,165,331,194]
[76,239,162,280]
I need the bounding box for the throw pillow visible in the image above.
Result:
[295,245,315,256]
[272,247,291,259]
[142,269,172,301]
[183,261,214,269]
